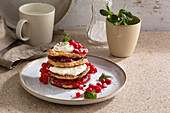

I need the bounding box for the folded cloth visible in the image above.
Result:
[0,16,65,69]
[0,16,17,51]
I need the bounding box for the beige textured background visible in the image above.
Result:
[55,0,170,31]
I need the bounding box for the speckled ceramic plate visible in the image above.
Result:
[0,0,72,29]
[19,55,126,105]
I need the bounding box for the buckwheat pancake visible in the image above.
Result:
[49,66,90,80]
[48,56,88,68]
[49,48,87,58]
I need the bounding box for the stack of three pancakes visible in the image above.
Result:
[48,48,91,88]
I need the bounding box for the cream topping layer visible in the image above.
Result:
[53,42,74,52]
[49,64,87,76]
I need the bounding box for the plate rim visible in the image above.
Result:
[19,55,127,102]
[5,0,72,29]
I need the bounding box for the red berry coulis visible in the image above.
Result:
[48,56,87,63]
[51,74,91,88]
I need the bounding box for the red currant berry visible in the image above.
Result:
[73,49,79,54]
[89,83,95,89]
[82,50,87,54]
[79,85,83,90]
[91,65,95,69]
[41,73,44,77]
[96,82,102,87]
[79,45,83,49]
[45,72,50,77]
[43,77,48,84]
[102,83,107,88]
[105,78,112,85]
[95,85,101,93]
[78,45,82,49]
[39,77,43,82]
[89,69,93,73]
[42,63,47,68]
[76,92,81,98]
[85,63,89,66]
[101,79,105,84]
[40,68,45,73]
[93,68,97,72]
[88,63,92,67]
[76,42,82,48]
[76,42,81,45]
[86,88,93,92]
[46,61,49,65]
[90,70,96,74]
[69,40,76,46]
[74,43,79,49]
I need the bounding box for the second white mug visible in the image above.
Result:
[16,3,55,46]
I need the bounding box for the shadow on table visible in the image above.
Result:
[0,73,115,113]
[88,47,126,63]
[0,66,9,74]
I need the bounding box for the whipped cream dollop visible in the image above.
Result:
[52,42,74,52]
[49,64,87,76]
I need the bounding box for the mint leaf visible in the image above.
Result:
[99,73,111,81]
[62,34,70,42]
[118,9,133,21]
[100,3,113,17]
[123,4,127,10]
[106,3,113,15]
[107,14,118,24]
[106,2,110,12]
[100,9,109,16]
[84,91,97,99]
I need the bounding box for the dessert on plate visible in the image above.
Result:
[39,34,97,88]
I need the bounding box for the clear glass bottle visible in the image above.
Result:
[86,0,113,45]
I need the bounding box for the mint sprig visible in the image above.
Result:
[62,34,70,42]
[99,73,111,81]
[84,91,97,99]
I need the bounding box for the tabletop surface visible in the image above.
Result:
[0,31,169,113]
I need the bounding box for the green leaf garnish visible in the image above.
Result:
[62,34,70,42]
[100,3,136,25]
[99,73,111,81]
[84,91,97,99]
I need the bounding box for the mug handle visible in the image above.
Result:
[16,19,30,41]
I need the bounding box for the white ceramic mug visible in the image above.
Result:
[16,3,55,46]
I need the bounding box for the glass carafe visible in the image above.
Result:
[86,0,113,45]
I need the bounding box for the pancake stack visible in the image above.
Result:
[48,39,91,88]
